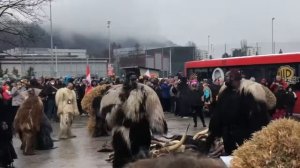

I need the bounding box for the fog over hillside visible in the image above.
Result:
[42,0,300,57]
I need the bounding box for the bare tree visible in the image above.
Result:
[240,39,248,56]
[0,0,48,40]
[187,41,196,47]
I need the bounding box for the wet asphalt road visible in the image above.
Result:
[12,113,210,168]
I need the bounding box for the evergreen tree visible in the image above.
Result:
[222,52,229,58]
[26,67,35,77]
[0,67,3,77]
[12,67,19,77]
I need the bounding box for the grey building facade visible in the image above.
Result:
[113,46,195,77]
[0,48,108,78]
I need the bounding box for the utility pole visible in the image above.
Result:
[169,48,172,75]
[208,35,210,59]
[211,43,213,57]
[107,21,111,64]
[55,46,57,77]
[50,0,54,76]
[272,17,275,54]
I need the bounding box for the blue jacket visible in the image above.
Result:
[160,83,171,99]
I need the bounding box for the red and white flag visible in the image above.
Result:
[86,65,91,85]
[85,65,93,95]
[144,69,151,77]
[107,64,114,76]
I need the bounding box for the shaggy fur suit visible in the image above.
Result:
[55,87,79,139]
[99,82,168,168]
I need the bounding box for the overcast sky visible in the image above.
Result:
[45,0,300,56]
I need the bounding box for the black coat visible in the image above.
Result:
[40,84,57,100]
[285,91,297,107]
[178,83,192,116]
[190,89,203,107]
[275,90,286,109]
[0,98,17,166]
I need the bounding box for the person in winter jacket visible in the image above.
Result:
[190,80,206,128]
[0,86,17,167]
[285,87,297,117]
[160,79,171,112]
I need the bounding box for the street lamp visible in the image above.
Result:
[208,35,210,59]
[107,21,111,64]
[50,0,54,76]
[272,17,275,54]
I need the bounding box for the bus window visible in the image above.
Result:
[265,64,279,83]
[265,63,300,90]
[187,68,194,77]
[240,65,265,81]
[293,64,300,90]
[194,68,209,80]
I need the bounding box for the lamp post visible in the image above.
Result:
[50,0,54,76]
[272,17,275,54]
[169,47,172,75]
[107,21,111,64]
[55,46,58,77]
[208,35,210,59]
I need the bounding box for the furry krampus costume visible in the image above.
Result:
[14,88,44,155]
[55,84,79,139]
[99,72,168,168]
[81,84,111,137]
[231,118,300,168]
[36,113,54,150]
[125,152,226,168]
[206,69,276,155]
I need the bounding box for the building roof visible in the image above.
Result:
[121,66,160,71]
[145,46,195,51]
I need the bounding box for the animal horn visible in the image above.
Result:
[160,124,190,153]
[193,128,209,140]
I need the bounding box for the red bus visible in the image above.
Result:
[185,53,300,114]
